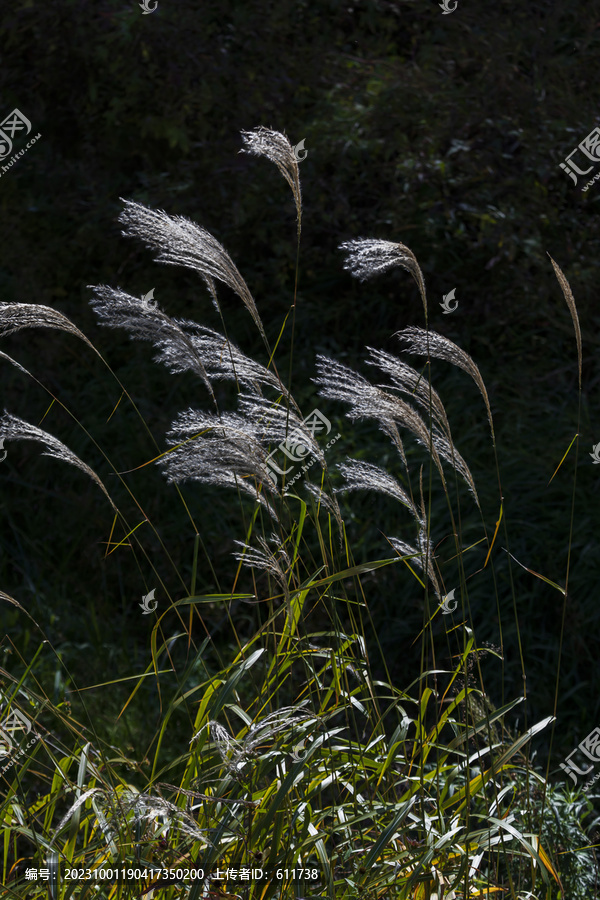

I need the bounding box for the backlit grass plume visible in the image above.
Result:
[118,199,268,345]
[336,458,422,525]
[388,534,441,599]
[89,287,290,402]
[205,708,318,778]
[303,482,344,532]
[89,284,216,404]
[314,354,479,503]
[237,394,323,466]
[548,254,582,391]
[233,534,291,607]
[0,412,116,511]
[366,347,452,440]
[0,301,100,357]
[397,326,495,442]
[339,238,428,322]
[157,409,280,518]
[240,126,302,235]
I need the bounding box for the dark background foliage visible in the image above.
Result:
[1,0,599,763]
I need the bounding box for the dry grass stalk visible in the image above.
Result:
[548,254,582,391]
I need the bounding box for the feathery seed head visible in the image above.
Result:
[237,395,323,466]
[0,302,100,357]
[89,285,286,401]
[89,284,216,405]
[118,199,267,342]
[314,355,408,467]
[336,458,422,525]
[366,347,452,440]
[302,482,344,534]
[208,709,319,777]
[158,409,280,519]
[388,533,441,599]
[339,238,428,321]
[233,535,290,603]
[0,412,116,510]
[240,127,302,233]
[548,254,582,392]
[397,326,494,442]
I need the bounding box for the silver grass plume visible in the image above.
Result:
[388,534,441,599]
[240,127,302,235]
[237,395,323,466]
[548,255,582,392]
[366,347,452,440]
[302,482,344,534]
[206,709,317,777]
[366,348,479,506]
[90,288,289,401]
[183,325,289,397]
[0,413,116,511]
[54,788,208,846]
[314,356,407,467]
[119,790,206,842]
[0,350,31,377]
[0,302,100,358]
[339,239,427,322]
[89,285,216,405]
[118,199,267,344]
[335,458,422,525]
[51,788,104,841]
[397,326,495,441]
[430,429,480,508]
[315,355,450,486]
[157,409,279,519]
[233,534,291,605]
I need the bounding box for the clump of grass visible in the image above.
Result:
[0,126,594,899]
